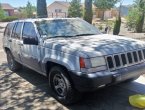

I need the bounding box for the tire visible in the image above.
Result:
[49,66,81,105]
[6,51,22,71]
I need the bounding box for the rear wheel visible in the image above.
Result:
[6,51,22,71]
[49,66,81,105]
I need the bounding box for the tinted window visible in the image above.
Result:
[23,22,37,38]
[15,22,23,39]
[11,23,17,38]
[4,23,14,36]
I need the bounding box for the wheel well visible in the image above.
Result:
[46,61,68,76]
[45,61,75,87]
[4,47,10,53]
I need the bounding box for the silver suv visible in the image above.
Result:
[3,18,145,104]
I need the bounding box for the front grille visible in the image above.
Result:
[138,50,143,61]
[121,54,127,65]
[106,49,145,71]
[106,56,114,69]
[133,51,138,62]
[127,52,133,64]
[114,55,121,67]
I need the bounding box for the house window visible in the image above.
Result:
[55,9,62,13]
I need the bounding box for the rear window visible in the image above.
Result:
[11,22,23,39]
[15,22,23,39]
[4,23,15,36]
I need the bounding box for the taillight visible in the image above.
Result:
[79,57,85,68]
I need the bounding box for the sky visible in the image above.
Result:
[0,0,134,7]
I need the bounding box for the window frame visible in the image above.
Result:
[11,22,18,39]
[22,22,38,39]
[4,23,15,37]
[14,22,24,39]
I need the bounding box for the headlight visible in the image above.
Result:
[90,57,106,67]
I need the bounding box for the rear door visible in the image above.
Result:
[3,23,15,49]
[10,22,23,63]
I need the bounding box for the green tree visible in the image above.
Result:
[37,0,48,18]
[127,0,145,32]
[135,0,145,32]
[68,0,82,17]
[0,3,5,20]
[26,1,33,18]
[113,0,123,35]
[113,16,121,35]
[83,0,93,24]
[93,0,118,20]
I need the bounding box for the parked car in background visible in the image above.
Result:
[3,18,145,104]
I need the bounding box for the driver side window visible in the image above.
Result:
[22,22,37,38]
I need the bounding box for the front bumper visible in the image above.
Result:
[69,63,145,92]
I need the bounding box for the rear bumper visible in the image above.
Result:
[69,63,145,92]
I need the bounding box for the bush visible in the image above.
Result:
[126,8,140,32]
[113,16,121,35]
[1,16,18,22]
[0,9,5,20]
[98,24,103,30]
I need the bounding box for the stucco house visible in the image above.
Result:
[1,3,14,16]
[47,1,70,18]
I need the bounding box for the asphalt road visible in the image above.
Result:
[0,31,145,110]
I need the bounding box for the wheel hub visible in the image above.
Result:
[53,74,67,97]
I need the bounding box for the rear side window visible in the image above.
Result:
[11,22,23,39]
[4,23,14,36]
[22,22,37,38]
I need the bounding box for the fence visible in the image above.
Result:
[48,12,67,18]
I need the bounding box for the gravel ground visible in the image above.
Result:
[0,22,145,110]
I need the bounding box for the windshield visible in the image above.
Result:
[35,18,101,38]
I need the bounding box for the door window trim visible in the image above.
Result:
[11,22,24,40]
[22,22,38,40]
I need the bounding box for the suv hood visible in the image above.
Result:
[44,34,145,57]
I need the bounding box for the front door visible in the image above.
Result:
[21,22,42,72]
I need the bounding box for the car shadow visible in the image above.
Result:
[0,62,144,110]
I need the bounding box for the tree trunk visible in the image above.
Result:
[83,0,93,24]
[101,10,105,20]
[37,0,48,18]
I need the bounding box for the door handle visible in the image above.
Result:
[18,43,23,46]
[8,39,12,42]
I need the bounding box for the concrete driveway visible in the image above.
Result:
[0,27,145,110]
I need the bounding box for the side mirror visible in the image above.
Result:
[23,36,38,45]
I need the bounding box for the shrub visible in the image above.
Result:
[126,8,140,32]
[98,24,103,30]
[0,9,5,20]
[1,16,18,22]
[113,16,121,35]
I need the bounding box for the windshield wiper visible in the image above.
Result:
[75,34,95,36]
[43,35,75,40]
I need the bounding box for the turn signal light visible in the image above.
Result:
[79,57,85,68]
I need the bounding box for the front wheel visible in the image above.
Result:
[49,66,81,105]
[6,51,22,71]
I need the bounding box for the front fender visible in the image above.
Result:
[42,54,80,73]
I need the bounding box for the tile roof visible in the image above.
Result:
[0,3,14,10]
[49,1,70,8]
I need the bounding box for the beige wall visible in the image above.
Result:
[47,2,69,18]
[94,8,118,19]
